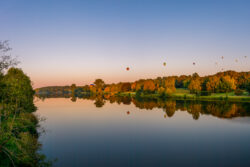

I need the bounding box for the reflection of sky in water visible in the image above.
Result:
[36,98,250,167]
[228,117,250,125]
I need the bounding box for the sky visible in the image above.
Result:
[0,0,249,88]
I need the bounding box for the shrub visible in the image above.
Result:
[234,89,244,96]
[200,91,211,96]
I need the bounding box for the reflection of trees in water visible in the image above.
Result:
[71,95,77,102]
[36,94,250,120]
[164,101,176,117]
[94,98,105,108]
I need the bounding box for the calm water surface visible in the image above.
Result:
[36,97,250,167]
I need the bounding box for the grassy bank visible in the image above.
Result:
[115,89,250,102]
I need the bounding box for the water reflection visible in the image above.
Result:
[36,94,250,120]
[35,94,250,167]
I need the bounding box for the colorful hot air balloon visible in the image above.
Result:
[193,62,195,65]
[163,62,166,66]
[126,67,130,71]
[127,111,130,115]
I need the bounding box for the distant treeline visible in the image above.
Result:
[36,70,250,96]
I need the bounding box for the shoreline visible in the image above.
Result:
[115,92,250,103]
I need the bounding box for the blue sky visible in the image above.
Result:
[0,0,249,87]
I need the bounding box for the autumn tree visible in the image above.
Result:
[175,75,189,88]
[89,85,97,94]
[206,76,220,93]
[82,85,90,92]
[94,79,105,94]
[164,77,176,94]
[110,84,118,93]
[217,75,236,93]
[236,74,250,89]
[154,77,163,89]
[121,82,131,92]
[94,79,105,90]
[157,87,165,96]
[71,83,76,92]
[131,82,136,91]
[143,80,156,93]
[188,78,201,93]
[104,86,111,93]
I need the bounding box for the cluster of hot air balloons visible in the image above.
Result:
[124,55,247,72]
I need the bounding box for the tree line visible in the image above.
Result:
[37,70,250,97]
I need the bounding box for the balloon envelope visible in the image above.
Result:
[126,67,130,71]
[163,62,166,66]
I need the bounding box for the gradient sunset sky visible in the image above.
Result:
[0,0,249,88]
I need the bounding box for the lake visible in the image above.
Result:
[35,96,250,167]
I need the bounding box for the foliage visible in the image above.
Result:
[143,80,156,93]
[121,83,131,92]
[94,79,105,90]
[0,41,19,73]
[164,77,176,94]
[206,76,220,93]
[200,91,212,96]
[234,89,244,96]
[0,65,50,165]
[188,78,201,93]
[246,81,250,94]
[217,76,236,93]
[36,70,249,100]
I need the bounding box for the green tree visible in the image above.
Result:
[246,80,250,94]
[2,68,36,113]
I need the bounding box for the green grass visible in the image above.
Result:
[114,88,250,102]
[175,88,190,94]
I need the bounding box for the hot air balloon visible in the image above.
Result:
[163,62,166,66]
[193,62,196,65]
[126,67,130,71]
[221,56,224,59]
[164,114,167,118]
[244,56,247,58]
[127,111,130,115]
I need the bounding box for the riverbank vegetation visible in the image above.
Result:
[0,41,50,167]
[36,70,250,102]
